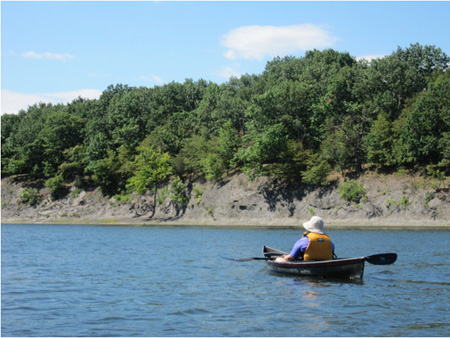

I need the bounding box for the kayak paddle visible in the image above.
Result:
[222,253,397,265]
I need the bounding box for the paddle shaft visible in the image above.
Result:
[221,252,284,262]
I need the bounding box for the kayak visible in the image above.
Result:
[221,247,396,280]
[263,246,365,279]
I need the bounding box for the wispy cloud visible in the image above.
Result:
[1,89,102,115]
[140,74,164,84]
[356,54,387,62]
[217,66,242,80]
[222,24,337,61]
[22,51,75,61]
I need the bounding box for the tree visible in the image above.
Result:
[235,122,288,178]
[127,146,172,218]
[301,152,332,186]
[1,103,57,176]
[37,111,85,176]
[59,145,88,180]
[91,150,121,195]
[218,120,242,171]
[366,44,449,120]
[107,87,152,150]
[402,72,450,164]
[319,64,372,174]
[365,112,394,165]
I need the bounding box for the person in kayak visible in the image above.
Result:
[275,216,335,262]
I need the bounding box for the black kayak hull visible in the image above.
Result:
[263,246,365,279]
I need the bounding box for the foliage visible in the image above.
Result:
[339,180,367,203]
[301,153,332,186]
[426,165,446,189]
[19,188,42,206]
[365,112,394,165]
[127,145,171,195]
[170,178,189,207]
[45,174,67,200]
[192,184,204,205]
[402,71,450,164]
[90,150,122,195]
[1,43,449,192]
[157,186,169,205]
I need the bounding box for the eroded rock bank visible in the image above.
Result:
[1,172,449,228]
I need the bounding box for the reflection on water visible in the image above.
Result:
[2,224,449,337]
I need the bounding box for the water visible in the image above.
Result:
[1,224,449,337]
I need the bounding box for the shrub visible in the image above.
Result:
[398,195,411,207]
[425,191,436,205]
[170,178,189,207]
[339,180,367,203]
[193,184,203,205]
[157,186,169,205]
[19,188,42,206]
[45,174,67,200]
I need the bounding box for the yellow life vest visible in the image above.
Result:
[304,232,333,261]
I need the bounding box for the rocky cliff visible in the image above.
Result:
[2,172,449,227]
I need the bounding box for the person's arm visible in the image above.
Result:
[275,237,309,262]
[275,254,294,262]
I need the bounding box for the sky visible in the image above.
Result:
[2,1,450,115]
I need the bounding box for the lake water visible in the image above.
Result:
[1,224,449,337]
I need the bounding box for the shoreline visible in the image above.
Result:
[2,217,449,230]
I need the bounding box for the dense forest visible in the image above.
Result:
[2,43,450,201]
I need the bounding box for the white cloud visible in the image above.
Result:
[140,74,164,84]
[1,89,102,115]
[217,66,242,80]
[356,54,386,62]
[222,24,336,61]
[22,51,75,61]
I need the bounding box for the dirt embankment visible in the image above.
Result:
[1,172,449,228]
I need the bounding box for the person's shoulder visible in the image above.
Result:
[299,236,309,243]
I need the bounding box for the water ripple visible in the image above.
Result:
[2,224,449,337]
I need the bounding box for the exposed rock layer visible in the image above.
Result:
[2,173,449,227]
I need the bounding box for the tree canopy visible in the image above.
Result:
[2,44,449,196]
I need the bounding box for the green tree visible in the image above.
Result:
[45,174,68,200]
[402,72,450,164]
[37,111,85,176]
[235,122,288,178]
[320,130,352,176]
[170,177,189,215]
[127,146,172,218]
[59,145,88,180]
[218,120,242,170]
[1,103,58,176]
[91,150,121,195]
[365,112,394,165]
[301,151,332,186]
[366,44,449,120]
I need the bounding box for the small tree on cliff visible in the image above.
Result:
[127,146,172,218]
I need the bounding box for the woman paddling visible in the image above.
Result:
[275,216,335,262]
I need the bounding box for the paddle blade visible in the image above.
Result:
[365,253,397,265]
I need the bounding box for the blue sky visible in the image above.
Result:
[2,1,450,114]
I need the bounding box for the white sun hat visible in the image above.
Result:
[303,216,325,234]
